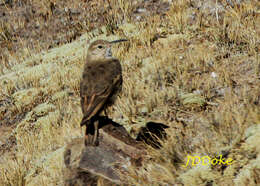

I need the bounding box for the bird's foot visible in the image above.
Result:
[85,134,99,146]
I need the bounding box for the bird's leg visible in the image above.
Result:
[84,119,99,146]
[84,125,92,146]
[104,108,108,116]
[93,120,99,146]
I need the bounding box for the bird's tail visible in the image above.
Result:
[80,116,90,127]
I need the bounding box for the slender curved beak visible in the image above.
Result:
[109,39,128,44]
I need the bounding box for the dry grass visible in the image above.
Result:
[0,0,260,185]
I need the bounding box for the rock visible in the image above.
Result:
[64,118,146,184]
[64,117,169,184]
[136,121,169,149]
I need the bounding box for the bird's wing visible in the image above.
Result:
[80,59,122,126]
[80,85,112,125]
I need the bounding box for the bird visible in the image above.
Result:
[80,39,127,146]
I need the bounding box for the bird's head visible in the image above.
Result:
[87,39,127,62]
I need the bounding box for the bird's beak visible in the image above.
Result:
[109,39,128,44]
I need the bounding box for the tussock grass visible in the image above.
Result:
[0,0,260,185]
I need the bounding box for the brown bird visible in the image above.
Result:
[80,39,127,146]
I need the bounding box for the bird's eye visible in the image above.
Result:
[97,45,103,49]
